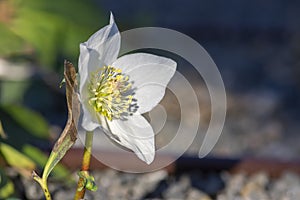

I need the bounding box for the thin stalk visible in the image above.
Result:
[32,171,52,200]
[74,131,94,200]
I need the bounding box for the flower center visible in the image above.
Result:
[88,66,133,121]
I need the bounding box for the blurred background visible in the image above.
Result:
[1,0,300,198]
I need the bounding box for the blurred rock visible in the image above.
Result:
[240,172,269,200]
[163,175,190,199]
[220,172,246,199]
[186,188,212,200]
[21,177,45,200]
[269,172,300,200]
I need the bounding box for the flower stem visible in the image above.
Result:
[32,171,52,200]
[74,131,94,200]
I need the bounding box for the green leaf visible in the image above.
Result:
[0,143,36,171]
[0,23,25,56]
[0,120,7,139]
[0,168,15,199]
[0,81,29,104]
[1,105,50,139]
[8,0,105,68]
[10,8,63,68]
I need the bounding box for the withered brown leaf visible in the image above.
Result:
[53,60,79,150]
[42,60,80,179]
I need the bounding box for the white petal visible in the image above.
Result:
[78,44,88,93]
[112,53,177,114]
[81,103,100,131]
[78,13,120,93]
[78,43,91,95]
[85,13,120,68]
[105,115,155,164]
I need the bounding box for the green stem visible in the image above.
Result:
[32,171,52,200]
[74,131,94,200]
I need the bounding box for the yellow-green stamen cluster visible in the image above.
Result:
[88,66,133,121]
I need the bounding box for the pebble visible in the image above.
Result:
[186,188,212,200]
[163,175,190,199]
[269,172,300,200]
[240,172,269,200]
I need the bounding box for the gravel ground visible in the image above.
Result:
[8,167,300,200]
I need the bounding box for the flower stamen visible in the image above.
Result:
[88,66,133,121]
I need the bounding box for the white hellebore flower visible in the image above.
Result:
[78,13,176,164]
